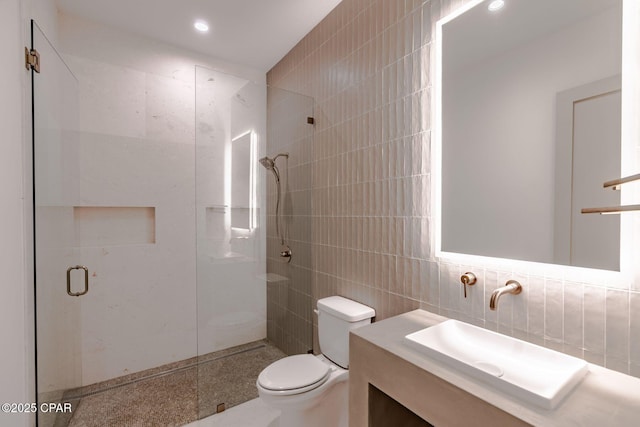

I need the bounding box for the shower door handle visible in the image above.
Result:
[67,265,89,296]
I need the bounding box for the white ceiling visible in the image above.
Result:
[56,0,342,72]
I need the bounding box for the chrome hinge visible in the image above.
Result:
[25,47,40,73]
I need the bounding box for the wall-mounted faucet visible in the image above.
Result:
[489,280,522,311]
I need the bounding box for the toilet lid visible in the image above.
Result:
[258,354,330,391]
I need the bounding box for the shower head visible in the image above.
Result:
[259,153,289,170]
[259,156,275,170]
[260,155,281,183]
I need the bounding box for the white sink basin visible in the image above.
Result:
[405,320,588,409]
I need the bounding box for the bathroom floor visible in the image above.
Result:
[52,340,286,427]
[184,398,280,427]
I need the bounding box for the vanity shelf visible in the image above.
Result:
[581,173,640,214]
[350,310,640,427]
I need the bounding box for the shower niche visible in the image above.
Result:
[73,206,156,246]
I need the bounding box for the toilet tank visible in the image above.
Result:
[317,296,375,369]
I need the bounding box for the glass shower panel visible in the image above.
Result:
[265,86,314,356]
[34,21,199,426]
[32,21,82,427]
[195,66,267,418]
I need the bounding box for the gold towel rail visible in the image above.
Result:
[603,173,640,190]
[581,204,640,215]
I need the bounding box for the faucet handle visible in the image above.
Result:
[460,272,477,298]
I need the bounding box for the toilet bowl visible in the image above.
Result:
[257,354,348,427]
[256,296,375,427]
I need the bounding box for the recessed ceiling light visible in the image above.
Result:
[194,20,209,33]
[488,0,505,12]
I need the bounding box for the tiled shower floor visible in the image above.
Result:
[49,340,286,427]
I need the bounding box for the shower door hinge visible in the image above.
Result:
[25,47,40,73]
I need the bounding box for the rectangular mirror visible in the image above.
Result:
[231,130,256,230]
[437,0,623,270]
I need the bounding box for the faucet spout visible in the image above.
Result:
[489,280,522,311]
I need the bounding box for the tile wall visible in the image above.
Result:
[265,86,315,355]
[267,0,640,376]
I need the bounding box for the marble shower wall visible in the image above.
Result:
[267,0,640,377]
[54,13,265,386]
[51,52,197,387]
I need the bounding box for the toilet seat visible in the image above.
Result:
[257,354,331,396]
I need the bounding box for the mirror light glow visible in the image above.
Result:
[432,0,636,287]
[488,0,505,12]
[231,130,257,231]
[194,20,209,33]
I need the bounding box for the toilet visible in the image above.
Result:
[257,296,375,427]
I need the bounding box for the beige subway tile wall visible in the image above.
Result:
[267,0,640,377]
[265,87,315,355]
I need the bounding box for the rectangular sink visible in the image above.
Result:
[405,320,588,409]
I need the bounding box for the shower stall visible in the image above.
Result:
[31,20,310,426]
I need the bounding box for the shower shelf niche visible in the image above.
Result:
[73,206,156,246]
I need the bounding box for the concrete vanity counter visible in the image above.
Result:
[349,310,640,426]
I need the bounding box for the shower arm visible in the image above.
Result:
[272,153,288,163]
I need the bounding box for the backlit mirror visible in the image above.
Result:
[231,130,256,230]
[438,0,623,270]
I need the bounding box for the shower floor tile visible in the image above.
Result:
[57,340,286,427]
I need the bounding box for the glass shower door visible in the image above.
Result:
[195,66,272,418]
[33,21,200,426]
[265,86,314,356]
[31,21,82,427]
